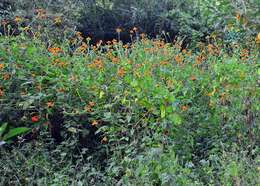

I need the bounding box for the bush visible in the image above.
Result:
[0,27,259,184]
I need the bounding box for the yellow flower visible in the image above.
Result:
[91,120,98,127]
[256,33,260,44]
[54,16,62,24]
[14,16,22,23]
[117,67,126,77]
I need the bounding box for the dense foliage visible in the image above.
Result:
[0,0,259,185]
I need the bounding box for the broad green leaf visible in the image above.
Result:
[160,105,166,118]
[0,123,8,137]
[2,127,30,141]
[168,113,182,125]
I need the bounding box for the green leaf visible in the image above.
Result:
[2,127,30,141]
[168,113,182,125]
[160,105,166,118]
[0,123,8,137]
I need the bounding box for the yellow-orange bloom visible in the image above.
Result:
[236,13,241,21]
[48,47,62,55]
[91,120,98,127]
[54,16,62,24]
[174,55,182,64]
[256,33,260,44]
[0,63,4,70]
[189,75,196,81]
[117,67,126,77]
[181,105,188,111]
[14,16,22,23]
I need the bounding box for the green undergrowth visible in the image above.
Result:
[0,33,259,185]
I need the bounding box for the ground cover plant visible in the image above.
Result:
[0,1,260,186]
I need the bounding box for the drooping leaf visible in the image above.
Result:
[2,127,30,141]
[0,123,8,137]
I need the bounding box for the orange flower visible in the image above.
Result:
[88,59,104,70]
[91,120,98,127]
[31,116,39,122]
[0,63,4,70]
[48,47,62,55]
[195,55,203,65]
[189,75,196,81]
[112,57,119,64]
[174,55,182,64]
[236,13,241,21]
[240,49,249,60]
[181,105,188,111]
[117,67,126,77]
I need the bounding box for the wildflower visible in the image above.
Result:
[256,32,260,44]
[174,55,182,64]
[207,44,214,54]
[133,27,138,32]
[240,49,249,60]
[117,67,126,77]
[88,59,104,70]
[31,116,39,122]
[0,63,4,70]
[47,101,54,108]
[77,42,88,53]
[195,55,203,65]
[14,16,22,23]
[190,75,196,81]
[112,57,119,64]
[181,105,188,111]
[48,47,62,56]
[130,30,134,34]
[91,120,98,127]
[235,13,241,21]
[54,16,62,24]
